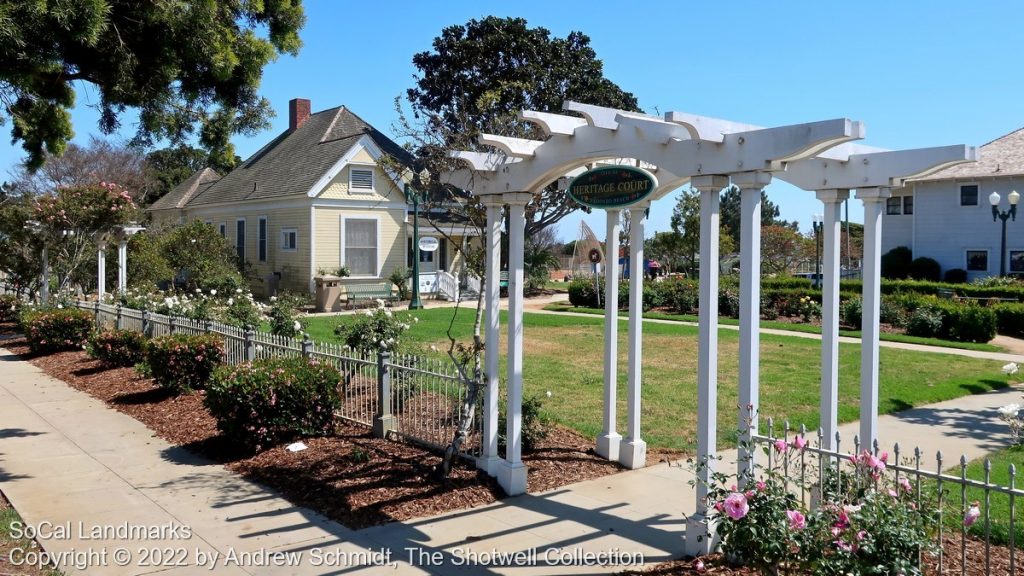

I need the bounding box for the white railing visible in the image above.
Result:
[436,270,460,301]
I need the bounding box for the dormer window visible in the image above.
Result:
[350,168,374,193]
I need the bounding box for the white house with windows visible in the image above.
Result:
[147,98,476,296]
[884,127,1024,279]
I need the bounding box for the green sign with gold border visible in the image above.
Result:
[567,166,658,209]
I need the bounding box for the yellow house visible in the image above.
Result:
[147,99,477,298]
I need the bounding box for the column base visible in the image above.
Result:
[372,415,397,439]
[685,514,718,557]
[618,438,647,469]
[476,455,502,477]
[496,461,528,496]
[595,433,622,461]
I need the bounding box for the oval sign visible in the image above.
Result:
[567,166,658,209]
[588,248,602,264]
[418,236,440,252]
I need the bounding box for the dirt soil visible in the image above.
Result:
[2,328,666,530]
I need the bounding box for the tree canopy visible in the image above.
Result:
[0,0,305,170]
[142,145,239,206]
[6,136,147,199]
[718,186,797,247]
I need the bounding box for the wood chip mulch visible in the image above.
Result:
[2,330,657,530]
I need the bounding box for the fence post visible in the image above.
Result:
[115,303,123,330]
[374,350,397,438]
[244,326,256,361]
[142,310,151,338]
[93,300,100,330]
[168,315,175,334]
[204,319,214,334]
[301,335,313,357]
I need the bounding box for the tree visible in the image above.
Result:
[719,186,797,247]
[142,145,238,206]
[0,1,305,170]
[761,225,811,275]
[646,231,683,273]
[670,189,702,275]
[7,136,147,200]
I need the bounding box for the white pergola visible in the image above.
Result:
[103,223,145,296]
[444,102,976,553]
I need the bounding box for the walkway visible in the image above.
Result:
[0,348,1020,575]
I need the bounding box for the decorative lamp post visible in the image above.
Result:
[812,213,824,288]
[113,223,146,293]
[24,220,48,304]
[406,184,423,310]
[989,190,1020,276]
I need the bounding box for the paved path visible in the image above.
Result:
[1,346,1021,575]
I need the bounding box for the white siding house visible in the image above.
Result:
[883,127,1024,280]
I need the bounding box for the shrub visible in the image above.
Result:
[909,256,942,281]
[840,297,862,329]
[719,287,741,319]
[661,279,699,314]
[938,302,997,343]
[220,291,263,327]
[21,308,94,353]
[388,267,411,300]
[0,294,20,322]
[906,306,944,338]
[144,333,224,393]
[879,296,908,327]
[993,303,1024,338]
[881,246,913,279]
[943,268,968,284]
[567,277,600,307]
[205,356,342,451]
[267,296,303,337]
[333,303,413,352]
[86,329,146,368]
[498,391,548,452]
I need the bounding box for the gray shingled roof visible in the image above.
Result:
[148,167,221,210]
[183,106,413,207]
[913,127,1024,182]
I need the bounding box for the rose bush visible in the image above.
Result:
[86,329,146,368]
[21,308,94,353]
[143,333,223,393]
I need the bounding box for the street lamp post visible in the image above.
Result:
[989,190,1020,276]
[812,213,824,288]
[407,184,423,310]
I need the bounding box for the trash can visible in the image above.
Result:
[314,275,344,312]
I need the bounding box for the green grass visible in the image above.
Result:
[545,280,571,292]
[543,304,1004,353]
[1,495,63,575]
[940,445,1024,546]
[303,308,1006,452]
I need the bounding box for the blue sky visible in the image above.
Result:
[3,1,1022,241]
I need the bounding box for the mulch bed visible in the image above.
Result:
[1,328,655,529]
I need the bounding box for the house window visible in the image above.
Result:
[204,219,212,225]
[219,223,226,238]
[903,195,913,215]
[1011,250,1024,274]
[966,250,988,272]
[343,218,378,276]
[960,184,979,206]
[258,216,268,263]
[281,228,298,251]
[349,168,374,193]
[886,197,902,215]
[235,219,246,263]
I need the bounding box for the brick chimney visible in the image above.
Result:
[289,98,311,131]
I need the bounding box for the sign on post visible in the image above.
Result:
[567,166,658,209]
[418,236,440,252]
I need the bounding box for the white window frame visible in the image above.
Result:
[348,166,375,194]
[965,248,988,272]
[960,183,980,207]
[235,218,246,263]
[257,216,268,263]
[280,227,298,252]
[340,215,382,278]
[1010,249,1024,274]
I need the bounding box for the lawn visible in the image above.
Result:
[303,308,1007,452]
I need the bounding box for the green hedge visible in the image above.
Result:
[992,303,1024,338]
[145,333,224,393]
[21,308,94,353]
[87,329,146,368]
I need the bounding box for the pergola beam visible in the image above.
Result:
[781,144,978,190]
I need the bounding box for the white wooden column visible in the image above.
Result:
[40,246,49,305]
[478,198,503,475]
[498,192,531,496]
[733,172,771,481]
[856,187,890,449]
[97,243,107,299]
[620,204,648,469]
[597,209,622,461]
[117,239,128,293]
[686,174,729,557]
[817,189,850,449]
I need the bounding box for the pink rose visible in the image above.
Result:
[723,492,749,521]
[787,509,806,530]
[773,439,788,453]
[791,435,808,450]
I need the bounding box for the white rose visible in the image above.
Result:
[999,403,1021,417]
[227,298,234,305]
[293,320,302,332]
[210,289,217,296]
[1003,362,1019,376]
[236,288,243,294]
[269,296,277,302]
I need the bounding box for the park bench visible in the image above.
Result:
[346,283,397,308]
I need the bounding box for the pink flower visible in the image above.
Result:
[791,436,808,450]
[856,530,868,541]
[694,559,705,573]
[964,502,981,527]
[898,477,912,493]
[787,509,806,530]
[835,540,854,553]
[723,492,749,520]
[755,480,767,492]
[773,439,788,453]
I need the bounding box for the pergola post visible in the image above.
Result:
[620,204,648,469]
[686,174,729,557]
[478,198,503,475]
[96,242,107,300]
[596,209,622,461]
[40,246,50,305]
[117,239,128,293]
[733,172,771,481]
[856,187,890,448]
[498,192,532,496]
[817,189,850,448]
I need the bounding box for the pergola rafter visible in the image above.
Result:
[443,101,977,556]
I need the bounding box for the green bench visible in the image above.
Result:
[346,283,397,308]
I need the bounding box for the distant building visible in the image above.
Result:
[885,128,1024,279]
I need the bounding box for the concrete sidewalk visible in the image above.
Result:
[0,346,1020,575]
